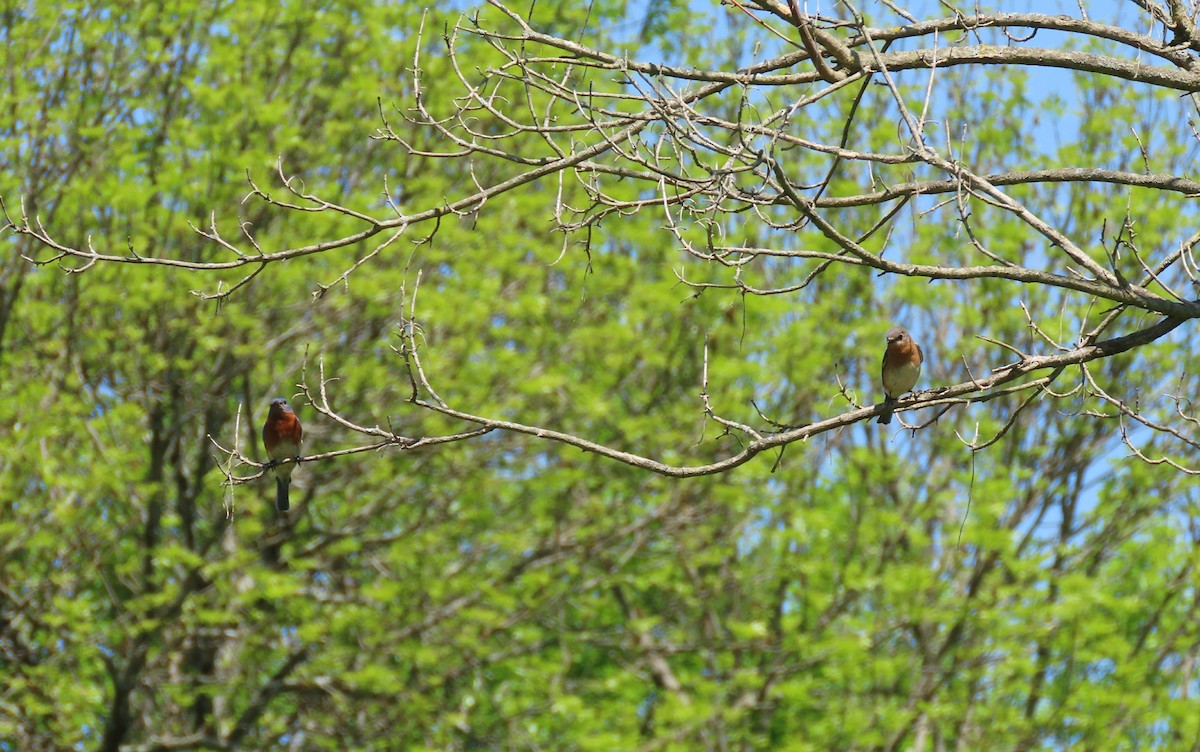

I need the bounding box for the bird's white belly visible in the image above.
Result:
[883,361,921,398]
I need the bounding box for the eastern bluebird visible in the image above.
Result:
[262,397,303,511]
[878,327,923,425]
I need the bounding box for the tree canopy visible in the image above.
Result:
[3,1,1200,750]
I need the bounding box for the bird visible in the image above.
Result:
[262,397,303,511]
[878,327,923,425]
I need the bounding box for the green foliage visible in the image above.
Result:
[2,1,1199,751]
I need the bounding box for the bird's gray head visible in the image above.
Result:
[886,327,909,344]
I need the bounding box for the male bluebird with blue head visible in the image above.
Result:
[878,327,923,425]
[262,397,303,511]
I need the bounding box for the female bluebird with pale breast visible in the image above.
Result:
[262,398,303,511]
[878,327,923,425]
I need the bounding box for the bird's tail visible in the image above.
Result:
[877,397,895,425]
[275,477,290,511]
